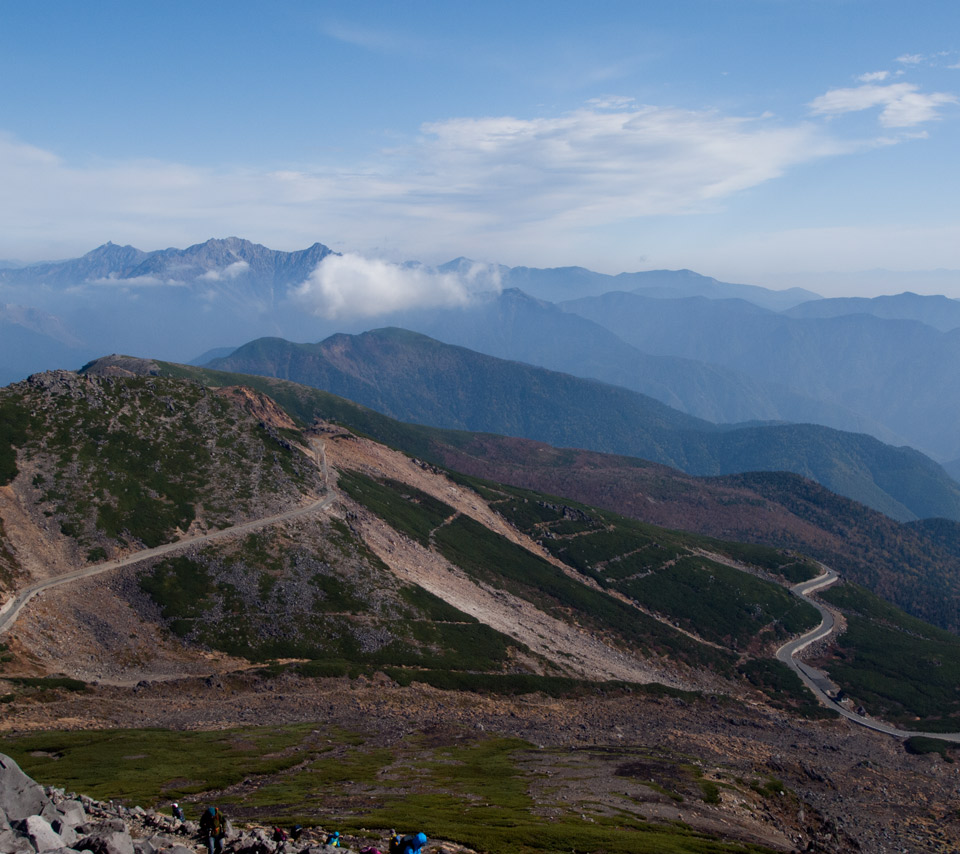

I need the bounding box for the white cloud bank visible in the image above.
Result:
[291,254,499,319]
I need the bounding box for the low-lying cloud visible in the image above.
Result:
[199,260,250,281]
[291,254,500,319]
[85,273,184,288]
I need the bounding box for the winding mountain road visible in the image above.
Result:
[0,494,336,637]
[0,439,334,637]
[777,568,960,743]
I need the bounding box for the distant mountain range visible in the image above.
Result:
[376,288,897,439]
[4,237,960,469]
[208,327,960,523]
[784,291,960,331]
[559,290,960,461]
[0,238,337,382]
[439,258,821,309]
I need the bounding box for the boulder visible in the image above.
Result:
[1,825,42,853]
[77,820,127,835]
[76,829,136,854]
[51,817,80,846]
[14,814,66,852]
[133,832,184,854]
[0,754,52,822]
[56,801,88,829]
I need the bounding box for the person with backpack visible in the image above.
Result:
[325,830,342,847]
[390,831,428,854]
[272,825,289,852]
[199,805,226,854]
[171,802,185,821]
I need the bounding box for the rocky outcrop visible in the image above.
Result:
[0,753,353,854]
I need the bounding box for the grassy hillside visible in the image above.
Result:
[419,435,960,636]
[138,521,520,670]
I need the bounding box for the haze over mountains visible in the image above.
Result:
[4,236,960,482]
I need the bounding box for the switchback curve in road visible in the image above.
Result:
[777,568,960,743]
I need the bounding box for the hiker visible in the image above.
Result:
[390,831,428,854]
[290,825,304,843]
[171,802,185,821]
[325,830,342,847]
[199,805,226,854]
[272,825,288,852]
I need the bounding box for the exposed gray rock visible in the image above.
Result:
[77,820,127,835]
[51,817,79,846]
[75,829,136,854]
[14,814,66,852]
[56,801,87,829]
[0,753,52,822]
[0,825,40,853]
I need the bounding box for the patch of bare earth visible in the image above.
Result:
[323,429,684,687]
[6,567,247,685]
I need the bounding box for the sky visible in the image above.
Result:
[2,0,960,294]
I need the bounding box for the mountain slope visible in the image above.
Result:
[140,355,960,633]
[208,328,960,522]
[381,288,876,432]
[0,362,821,700]
[6,359,960,734]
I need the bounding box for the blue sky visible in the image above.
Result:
[2,0,959,293]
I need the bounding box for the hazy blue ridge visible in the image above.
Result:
[0,321,99,387]
[376,288,879,436]
[560,290,960,461]
[208,328,960,522]
[449,260,821,309]
[784,292,960,332]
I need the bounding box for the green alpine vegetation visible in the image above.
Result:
[338,468,828,711]
[0,724,783,854]
[137,521,522,670]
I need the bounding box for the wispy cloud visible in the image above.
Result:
[809,82,957,127]
[857,71,890,82]
[291,253,499,319]
[85,274,184,288]
[896,53,926,65]
[1,75,951,269]
[320,20,422,54]
[0,101,845,263]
